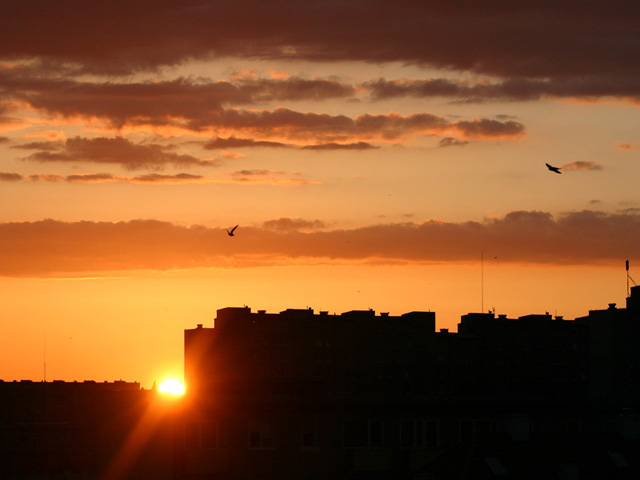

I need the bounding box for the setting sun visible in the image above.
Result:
[157,378,185,396]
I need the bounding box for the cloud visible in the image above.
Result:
[438,137,469,148]
[0,67,357,129]
[18,136,215,170]
[562,161,603,171]
[2,61,526,144]
[64,172,211,184]
[66,173,122,183]
[28,174,65,182]
[228,169,317,185]
[204,136,378,151]
[0,170,318,185]
[0,172,22,181]
[454,119,525,139]
[301,142,377,151]
[195,109,524,144]
[2,2,638,100]
[1,210,638,277]
[262,217,326,232]
[129,173,205,184]
[365,77,640,103]
[204,136,290,149]
[0,136,9,143]
[618,143,640,152]
[239,77,356,102]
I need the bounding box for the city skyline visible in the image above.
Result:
[1,1,639,387]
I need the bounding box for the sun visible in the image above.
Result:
[157,378,185,396]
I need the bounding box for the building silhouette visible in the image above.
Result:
[2,286,640,479]
[177,286,640,479]
[0,380,176,479]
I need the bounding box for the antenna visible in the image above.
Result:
[628,260,637,297]
[43,329,46,382]
[481,250,484,313]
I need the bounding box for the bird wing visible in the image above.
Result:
[230,225,238,233]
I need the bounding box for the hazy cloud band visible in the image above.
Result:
[0,210,637,277]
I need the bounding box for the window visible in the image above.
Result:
[249,419,275,449]
[401,420,438,448]
[344,420,383,448]
[301,418,318,449]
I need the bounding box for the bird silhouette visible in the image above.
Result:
[226,225,238,236]
[545,163,562,174]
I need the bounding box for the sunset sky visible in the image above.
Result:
[1,1,639,388]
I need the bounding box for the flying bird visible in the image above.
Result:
[226,225,238,236]
[545,163,562,174]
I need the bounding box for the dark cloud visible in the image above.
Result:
[204,136,290,149]
[0,0,640,77]
[454,119,525,139]
[0,172,22,181]
[0,136,10,144]
[2,62,524,143]
[196,109,524,143]
[301,142,377,151]
[438,137,469,148]
[129,173,204,183]
[1,55,529,145]
[240,77,356,102]
[21,136,215,170]
[365,77,640,103]
[66,173,118,183]
[1,1,638,98]
[0,68,356,129]
[1,210,638,276]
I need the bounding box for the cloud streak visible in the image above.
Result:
[562,161,603,171]
[365,77,640,103]
[0,170,317,185]
[1,210,637,277]
[15,136,216,170]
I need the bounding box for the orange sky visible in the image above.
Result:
[1,1,639,388]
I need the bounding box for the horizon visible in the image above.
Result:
[1,1,639,389]
[2,276,636,389]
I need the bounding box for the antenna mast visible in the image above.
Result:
[481,250,484,313]
[43,329,46,382]
[628,260,638,297]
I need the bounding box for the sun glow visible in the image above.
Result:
[157,378,185,396]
